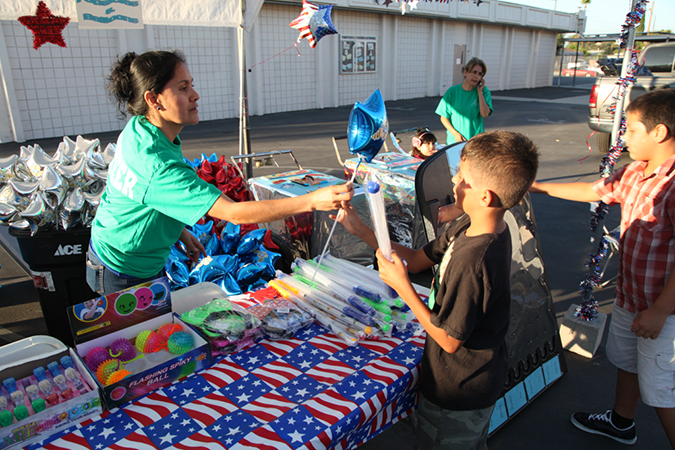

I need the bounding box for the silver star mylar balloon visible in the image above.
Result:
[60,185,85,230]
[0,135,111,234]
[21,193,55,236]
[41,165,67,210]
[0,155,18,186]
[0,202,18,224]
[26,144,58,178]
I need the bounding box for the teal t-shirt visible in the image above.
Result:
[91,116,222,278]
[435,84,493,144]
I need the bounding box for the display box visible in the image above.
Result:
[344,153,425,249]
[0,336,102,449]
[67,277,212,409]
[248,169,374,265]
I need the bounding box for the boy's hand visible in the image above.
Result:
[438,204,463,224]
[631,307,668,339]
[311,182,354,211]
[331,200,366,235]
[376,249,412,295]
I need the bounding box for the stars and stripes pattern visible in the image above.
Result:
[29,327,423,450]
[289,0,319,46]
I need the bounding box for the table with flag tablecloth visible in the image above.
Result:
[28,323,425,450]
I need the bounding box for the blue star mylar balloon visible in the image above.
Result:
[347,89,388,163]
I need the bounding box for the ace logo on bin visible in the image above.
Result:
[54,244,83,256]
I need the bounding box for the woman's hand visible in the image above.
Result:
[451,130,466,142]
[376,249,412,296]
[310,182,354,211]
[477,77,486,94]
[179,228,206,264]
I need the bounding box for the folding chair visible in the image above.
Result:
[331,134,389,168]
[414,142,465,244]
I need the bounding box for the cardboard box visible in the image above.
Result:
[0,336,102,449]
[67,277,212,409]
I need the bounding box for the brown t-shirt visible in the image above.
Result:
[421,214,511,410]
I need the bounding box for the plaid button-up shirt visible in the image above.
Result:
[593,155,675,313]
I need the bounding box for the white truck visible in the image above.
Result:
[588,41,675,152]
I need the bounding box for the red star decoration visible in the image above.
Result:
[19,1,70,50]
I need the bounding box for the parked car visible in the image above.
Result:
[561,67,604,77]
[588,41,675,152]
[596,57,623,76]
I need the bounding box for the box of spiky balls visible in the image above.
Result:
[67,277,211,409]
[0,335,102,449]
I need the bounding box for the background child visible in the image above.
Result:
[529,89,675,447]
[411,129,438,160]
[336,130,539,450]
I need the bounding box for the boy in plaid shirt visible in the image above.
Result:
[530,89,675,446]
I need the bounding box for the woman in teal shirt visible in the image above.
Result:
[435,58,493,144]
[87,50,353,295]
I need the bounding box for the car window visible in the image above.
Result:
[643,46,675,73]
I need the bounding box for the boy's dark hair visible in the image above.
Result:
[626,89,675,138]
[107,50,187,119]
[461,131,539,209]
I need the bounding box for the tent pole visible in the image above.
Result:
[238,1,253,179]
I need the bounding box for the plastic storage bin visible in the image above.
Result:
[8,227,96,346]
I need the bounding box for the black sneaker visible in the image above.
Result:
[571,410,637,445]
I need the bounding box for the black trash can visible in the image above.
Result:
[8,227,96,346]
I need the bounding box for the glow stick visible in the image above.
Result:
[365,172,392,261]
[323,254,401,302]
[293,261,378,312]
[275,273,374,334]
[270,280,360,344]
[274,279,371,339]
[302,259,383,304]
[311,158,363,286]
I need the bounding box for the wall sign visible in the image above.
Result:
[340,36,376,74]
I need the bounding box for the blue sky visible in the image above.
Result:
[510,0,674,35]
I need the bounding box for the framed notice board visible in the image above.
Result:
[341,36,377,74]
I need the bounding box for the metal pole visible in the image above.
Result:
[238,17,253,179]
[573,41,579,86]
[610,0,639,148]
[557,38,564,87]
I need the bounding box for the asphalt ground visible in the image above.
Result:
[0,76,670,448]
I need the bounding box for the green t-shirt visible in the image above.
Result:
[435,84,492,144]
[91,116,222,278]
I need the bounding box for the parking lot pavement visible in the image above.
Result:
[0,81,670,448]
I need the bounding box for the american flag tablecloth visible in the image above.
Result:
[28,324,425,450]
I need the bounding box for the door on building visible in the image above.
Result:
[453,44,466,85]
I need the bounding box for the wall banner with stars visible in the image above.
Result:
[76,0,144,29]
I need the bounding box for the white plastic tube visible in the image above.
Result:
[365,173,392,262]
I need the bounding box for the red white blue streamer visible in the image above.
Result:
[576,1,648,321]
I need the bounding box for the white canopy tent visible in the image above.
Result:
[1,0,265,174]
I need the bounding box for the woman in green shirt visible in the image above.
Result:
[435,58,493,145]
[87,50,353,295]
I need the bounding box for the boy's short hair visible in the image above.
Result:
[626,89,675,137]
[461,131,539,209]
